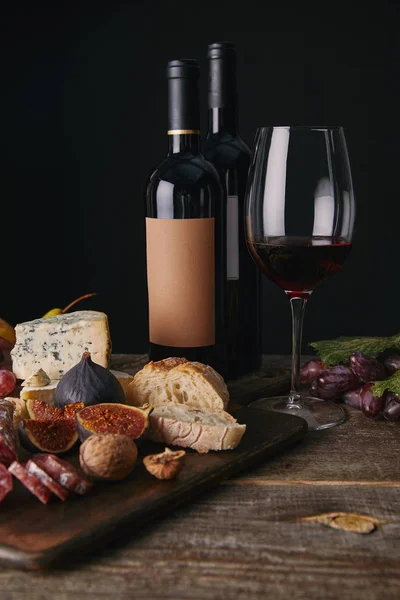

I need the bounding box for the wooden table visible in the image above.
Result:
[1,355,399,599]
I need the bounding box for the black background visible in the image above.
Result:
[3,2,399,355]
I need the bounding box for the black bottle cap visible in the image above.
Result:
[207,42,236,58]
[167,59,200,79]
[207,42,237,110]
[167,59,200,132]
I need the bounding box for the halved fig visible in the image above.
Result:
[63,402,85,420]
[26,399,85,423]
[26,399,64,421]
[18,419,79,454]
[75,403,153,442]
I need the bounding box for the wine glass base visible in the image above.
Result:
[248,395,346,431]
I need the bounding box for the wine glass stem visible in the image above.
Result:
[288,296,308,404]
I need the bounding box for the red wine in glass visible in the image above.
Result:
[247,236,352,298]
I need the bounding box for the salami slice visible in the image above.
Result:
[0,399,18,467]
[25,459,69,501]
[8,461,52,504]
[0,462,13,502]
[31,454,93,495]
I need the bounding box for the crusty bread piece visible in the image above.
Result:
[126,357,229,411]
[148,403,246,453]
[166,361,229,411]
[126,357,188,407]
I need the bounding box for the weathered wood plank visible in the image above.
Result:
[0,485,398,599]
[236,405,400,484]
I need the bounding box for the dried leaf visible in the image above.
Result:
[300,512,379,534]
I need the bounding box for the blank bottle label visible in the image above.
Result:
[146,217,215,347]
[227,195,239,280]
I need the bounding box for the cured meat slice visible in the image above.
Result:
[0,462,13,502]
[25,459,69,501]
[0,399,18,466]
[8,461,52,504]
[30,454,93,495]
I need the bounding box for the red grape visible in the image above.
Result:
[349,352,387,382]
[313,365,360,400]
[300,359,327,385]
[0,369,16,397]
[381,354,400,375]
[360,382,384,419]
[382,390,400,421]
[342,385,364,409]
[309,378,338,401]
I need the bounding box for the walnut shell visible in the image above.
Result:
[79,433,138,481]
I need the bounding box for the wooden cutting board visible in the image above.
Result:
[0,406,307,571]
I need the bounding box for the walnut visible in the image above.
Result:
[79,433,138,481]
[143,447,186,480]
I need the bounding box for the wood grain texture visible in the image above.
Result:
[0,355,398,600]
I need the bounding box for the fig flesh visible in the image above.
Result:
[26,398,84,423]
[18,419,79,454]
[26,399,64,421]
[75,403,153,442]
[54,352,125,409]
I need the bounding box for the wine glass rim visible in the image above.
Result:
[256,125,344,132]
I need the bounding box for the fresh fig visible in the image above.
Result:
[54,352,125,409]
[75,403,153,442]
[18,419,79,454]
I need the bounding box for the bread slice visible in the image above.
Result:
[126,358,229,412]
[149,403,246,453]
[127,357,188,407]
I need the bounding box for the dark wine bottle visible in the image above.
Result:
[145,59,225,370]
[203,42,261,378]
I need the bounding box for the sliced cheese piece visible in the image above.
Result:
[110,369,134,397]
[11,310,112,380]
[19,381,58,404]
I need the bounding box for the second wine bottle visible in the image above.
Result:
[203,42,261,378]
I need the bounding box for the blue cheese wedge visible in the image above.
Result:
[11,310,112,380]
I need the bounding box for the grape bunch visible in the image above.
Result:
[301,352,400,421]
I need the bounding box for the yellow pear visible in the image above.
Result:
[42,308,63,318]
[42,293,97,318]
[0,318,16,345]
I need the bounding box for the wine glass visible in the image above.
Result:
[245,126,356,430]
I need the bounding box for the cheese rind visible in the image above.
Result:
[19,381,58,404]
[11,310,112,380]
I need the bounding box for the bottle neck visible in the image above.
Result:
[167,74,200,154]
[208,107,238,135]
[208,53,238,135]
[168,132,201,154]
